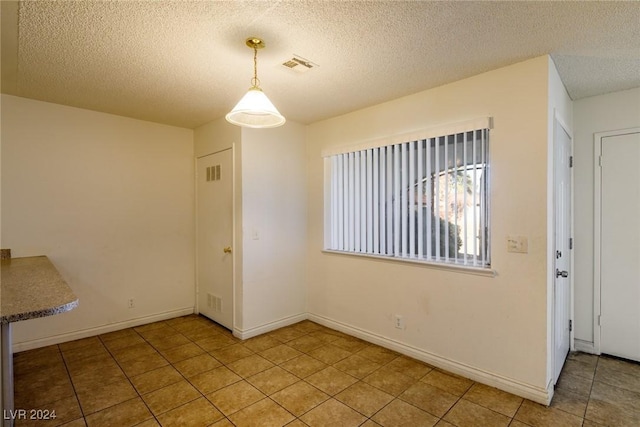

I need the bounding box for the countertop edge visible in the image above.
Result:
[1,299,79,325]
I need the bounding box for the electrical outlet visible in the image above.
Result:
[394,314,405,330]
[128,298,134,309]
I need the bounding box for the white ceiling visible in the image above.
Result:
[2,1,639,129]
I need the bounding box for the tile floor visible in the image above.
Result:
[11,314,640,426]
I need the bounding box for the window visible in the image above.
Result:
[324,118,491,268]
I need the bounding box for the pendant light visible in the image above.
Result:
[226,37,286,128]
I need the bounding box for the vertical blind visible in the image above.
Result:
[324,119,491,267]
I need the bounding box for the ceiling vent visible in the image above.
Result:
[281,55,317,73]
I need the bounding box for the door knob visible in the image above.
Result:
[223,246,232,254]
[556,269,568,278]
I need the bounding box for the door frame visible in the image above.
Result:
[593,127,640,354]
[195,146,237,331]
[552,111,574,384]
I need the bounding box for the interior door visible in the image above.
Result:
[600,131,640,362]
[197,149,233,330]
[553,119,572,384]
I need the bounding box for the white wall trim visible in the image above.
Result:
[13,307,195,352]
[308,313,552,405]
[233,313,307,340]
[574,339,597,355]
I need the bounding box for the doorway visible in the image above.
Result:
[553,116,572,384]
[596,128,640,362]
[196,149,234,330]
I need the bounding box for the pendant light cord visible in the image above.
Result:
[251,45,260,88]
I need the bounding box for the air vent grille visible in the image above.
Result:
[281,55,317,73]
[206,165,221,182]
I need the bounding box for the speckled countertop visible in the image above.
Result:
[1,256,78,324]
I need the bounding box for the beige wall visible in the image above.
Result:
[573,87,640,349]
[306,56,552,402]
[1,95,195,349]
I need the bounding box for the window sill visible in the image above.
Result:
[322,249,497,277]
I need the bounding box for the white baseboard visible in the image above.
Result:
[233,313,308,340]
[308,313,552,405]
[574,339,598,355]
[12,307,195,352]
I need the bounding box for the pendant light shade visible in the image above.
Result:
[226,37,286,129]
[225,87,285,128]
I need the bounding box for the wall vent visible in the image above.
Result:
[281,55,317,73]
[207,293,222,312]
[206,165,221,182]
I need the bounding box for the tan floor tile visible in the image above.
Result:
[270,381,330,416]
[210,343,254,364]
[362,421,384,427]
[286,420,312,427]
[58,418,88,427]
[434,421,456,427]
[595,357,640,394]
[141,380,201,416]
[119,352,169,377]
[59,336,102,352]
[291,320,324,333]
[145,332,192,351]
[443,399,510,427]
[183,325,221,342]
[190,366,242,394]
[14,347,64,373]
[210,419,234,427]
[69,361,127,392]
[514,399,583,427]
[300,398,367,427]
[363,366,416,397]
[101,333,146,352]
[280,354,327,378]
[228,398,295,426]
[307,344,352,365]
[61,342,110,363]
[173,353,221,378]
[259,344,303,365]
[372,398,439,427]
[308,331,341,344]
[85,397,152,427]
[356,345,399,364]
[305,366,359,396]
[15,395,82,427]
[386,355,433,379]
[99,327,140,343]
[561,359,597,381]
[550,387,588,418]
[555,371,593,398]
[206,380,266,416]
[194,334,237,352]
[243,335,282,353]
[507,421,531,427]
[76,377,138,415]
[134,321,168,334]
[156,397,224,426]
[331,336,369,353]
[63,353,114,376]
[582,419,607,427]
[585,381,640,426]
[15,367,76,408]
[247,366,300,395]
[421,369,474,397]
[267,326,307,343]
[334,354,381,379]
[400,381,458,418]
[206,381,266,416]
[110,342,158,363]
[160,342,205,363]
[130,365,184,395]
[567,351,599,368]
[227,354,275,378]
[463,383,523,418]
[287,335,325,353]
[335,381,394,417]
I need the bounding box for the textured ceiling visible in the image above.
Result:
[1,1,639,129]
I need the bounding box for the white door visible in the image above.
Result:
[600,131,640,362]
[197,149,234,330]
[553,119,572,384]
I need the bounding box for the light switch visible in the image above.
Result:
[507,236,528,253]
